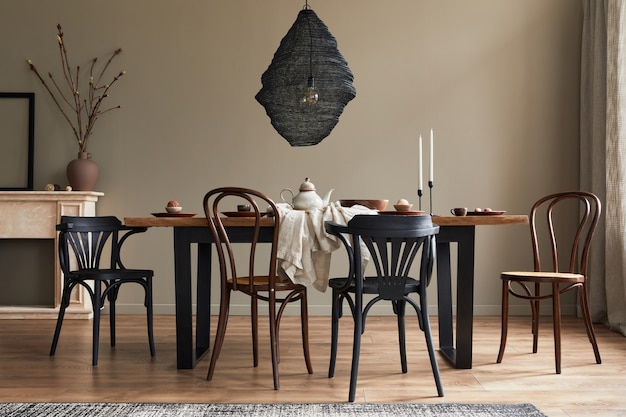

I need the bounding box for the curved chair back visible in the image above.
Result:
[529,191,601,275]
[328,214,440,299]
[203,187,280,293]
[57,216,125,273]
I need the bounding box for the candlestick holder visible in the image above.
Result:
[417,189,423,211]
[428,180,434,215]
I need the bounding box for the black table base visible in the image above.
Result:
[172,224,477,370]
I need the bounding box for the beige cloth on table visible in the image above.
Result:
[275,201,376,292]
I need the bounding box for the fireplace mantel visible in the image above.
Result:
[0,191,103,319]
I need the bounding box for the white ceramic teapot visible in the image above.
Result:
[280,178,334,210]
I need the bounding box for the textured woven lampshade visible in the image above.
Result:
[255,8,356,146]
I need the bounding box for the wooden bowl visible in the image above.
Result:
[339,199,389,211]
[393,204,413,212]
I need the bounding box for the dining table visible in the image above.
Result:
[124,212,528,370]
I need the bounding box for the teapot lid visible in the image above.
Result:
[299,177,316,191]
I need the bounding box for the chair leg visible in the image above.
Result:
[50,284,72,357]
[579,284,601,364]
[108,283,118,348]
[552,282,562,374]
[92,281,102,366]
[251,295,259,368]
[497,279,509,363]
[421,303,444,397]
[145,278,156,357]
[532,282,540,353]
[207,289,231,381]
[268,289,280,390]
[396,300,408,374]
[348,308,363,402]
[418,285,444,397]
[328,289,340,379]
[300,288,313,374]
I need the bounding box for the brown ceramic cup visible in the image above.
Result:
[451,207,468,216]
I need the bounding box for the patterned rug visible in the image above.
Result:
[0,402,547,416]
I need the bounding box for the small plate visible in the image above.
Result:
[467,210,506,216]
[151,212,196,217]
[221,211,267,217]
[379,210,425,216]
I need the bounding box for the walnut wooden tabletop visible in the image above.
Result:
[124,214,528,228]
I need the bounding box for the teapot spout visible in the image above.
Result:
[322,189,335,206]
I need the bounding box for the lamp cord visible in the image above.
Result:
[305,4,313,78]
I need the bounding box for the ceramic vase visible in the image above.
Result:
[66,151,99,191]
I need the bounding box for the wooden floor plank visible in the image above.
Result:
[0,315,624,416]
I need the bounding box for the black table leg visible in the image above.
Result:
[195,242,212,363]
[171,225,272,369]
[436,239,455,363]
[436,225,476,369]
[173,227,211,369]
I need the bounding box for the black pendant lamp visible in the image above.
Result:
[255,3,356,146]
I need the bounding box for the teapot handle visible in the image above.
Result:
[280,188,294,207]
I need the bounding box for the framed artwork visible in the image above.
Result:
[0,92,34,191]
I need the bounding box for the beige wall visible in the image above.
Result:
[0,1,583,316]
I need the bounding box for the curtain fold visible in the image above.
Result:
[581,0,626,335]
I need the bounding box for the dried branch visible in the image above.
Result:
[27,24,124,153]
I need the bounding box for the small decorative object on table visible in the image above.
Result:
[467,208,506,216]
[28,24,125,191]
[393,199,413,212]
[339,199,389,211]
[166,200,183,213]
[281,177,334,210]
[450,207,468,216]
[152,201,194,217]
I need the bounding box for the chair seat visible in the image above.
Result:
[501,271,584,283]
[69,269,154,281]
[329,277,421,294]
[227,275,304,291]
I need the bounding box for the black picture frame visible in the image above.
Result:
[0,92,35,191]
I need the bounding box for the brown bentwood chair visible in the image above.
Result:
[51,216,155,366]
[497,191,602,373]
[325,214,443,402]
[203,187,313,389]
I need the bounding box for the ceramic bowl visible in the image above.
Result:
[393,204,413,212]
[165,206,183,213]
[339,199,389,211]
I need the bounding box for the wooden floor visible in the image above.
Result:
[0,314,624,417]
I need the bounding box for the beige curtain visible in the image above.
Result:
[581,0,626,336]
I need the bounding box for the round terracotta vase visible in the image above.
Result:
[66,151,99,191]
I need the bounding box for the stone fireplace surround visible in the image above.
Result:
[0,191,103,319]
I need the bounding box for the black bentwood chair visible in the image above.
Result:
[203,187,313,390]
[50,216,156,366]
[497,191,602,373]
[325,214,444,402]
